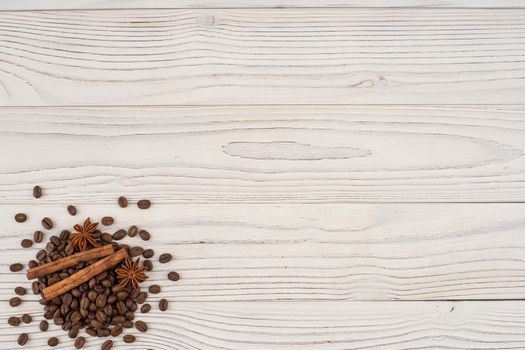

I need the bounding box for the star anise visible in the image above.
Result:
[69,218,99,251]
[116,257,148,290]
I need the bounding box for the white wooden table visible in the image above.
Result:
[1,1,525,349]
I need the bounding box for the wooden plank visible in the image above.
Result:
[3,203,525,301]
[2,301,525,349]
[1,1,524,11]
[1,105,525,203]
[0,9,524,105]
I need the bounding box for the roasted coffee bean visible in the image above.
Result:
[32,281,40,294]
[98,328,111,337]
[159,253,172,263]
[21,239,33,248]
[118,196,128,208]
[86,327,97,336]
[127,300,137,312]
[136,292,148,304]
[21,314,32,323]
[112,229,126,240]
[143,249,154,258]
[140,303,151,313]
[123,334,136,343]
[50,235,61,247]
[96,310,107,323]
[125,310,135,321]
[15,286,26,296]
[143,259,153,271]
[9,297,22,307]
[42,217,53,230]
[60,230,71,240]
[149,285,161,294]
[74,336,86,349]
[69,326,80,338]
[8,316,21,326]
[130,289,140,300]
[159,298,168,311]
[10,263,23,272]
[101,233,113,243]
[88,290,97,301]
[127,225,138,237]
[70,311,81,323]
[33,185,43,198]
[137,199,151,209]
[17,333,28,346]
[116,301,127,315]
[139,229,150,241]
[67,205,77,216]
[46,242,55,252]
[48,337,59,347]
[123,320,133,328]
[33,230,44,243]
[96,294,107,308]
[111,315,125,325]
[62,293,73,306]
[101,339,113,350]
[130,246,144,257]
[116,291,128,301]
[15,213,27,223]
[135,320,148,332]
[80,297,90,310]
[36,249,46,261]
[39,320,49,331]
[110,324,122,337]
[168,271,180,281]
[101,216,114,226]
[28,259,38,268]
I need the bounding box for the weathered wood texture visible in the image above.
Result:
[1,301,525,349]
[0,9,524,105]
[0,0,523,10]
[1,106,525,203]
[3,203,525,301]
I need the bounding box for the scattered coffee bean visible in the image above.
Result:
[40,320,49,331]
[69,326,80,338]
[101,233,113,243]
[159,298,168,311]
[48,337,59,347]
[32,281,39,294]
[112,229,126,240]
[123,334,136,343]
[15,286,26,296]
[135,320,148,332]
[136,292,148,304]
[33,185,43,198]
[110,325,122,336]
[143,249,154,258]
[137,199,151,209]
[101,216,114,226]
[149,285,161,294]
[139,229,150,241]
[36,249,46,261]
[168,271,180,281]
[127,225,138,237]
[20,239,33,248]
[21,314,32,323]
[159,253,172,264]
[15,213,27,223]
[10,263,23,272]
[143,260,153,271]
[67,205,77,216]
[101,339,113,350]
[9,297,22,307]
[74,336,86,349]
[33,230,44,243]
[17,333,28,346]
[42,217,53,230]
[130,246,144,257]
[8,316,21,326]
[140,303,151,313]
[28,259,38,268]
[118,196,128,208]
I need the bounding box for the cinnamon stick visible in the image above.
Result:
[42,248,128,300]
[26,244,114,280]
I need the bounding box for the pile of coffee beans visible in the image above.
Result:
[7,187,180,349]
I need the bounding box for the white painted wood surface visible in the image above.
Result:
[0,9,524,105]
[1,105,525,203]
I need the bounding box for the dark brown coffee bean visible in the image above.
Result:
[86,327,97,336]
[96,310,107,323]
[136,292,148,304]
[159,253,172,264]
[96,294,107,308]
[33,185,43,198]
[101,216,114,226]
[168,271,180,281]
[21,314,32,323]
[15,286,26,296]
[28,259,38,268]
[15,213,27,223]
[60,229,71,240]
[74,336,86,349]
[20,238,33,248]
[110,325,122,337]
[9,297,21,307]
[149,284,161,294]
[33,230,44,243]
[50,235,61,247]
[42,217,53,230]
[8,316,21,326]
[36,249,46,261]
[143,259,153,271]
[142,249,154,259]
[101,233,113,243]
[135,320,148,332]
[67,205,77,216]
[127,299,137,312]
[17,333,28,346]
[39,320,49,331]
[111,315,125,325]
[115,290,128,301]
[116,301,127,315]
[140,303,151,313]
[139,229,150,241]
[118,196,128,208]
[112,229,126,240]
[130,246,144,257]
[126,225,138,237]
[69,326,79,339]
[32,281,40,294]
[98,328,111,337]
[122,320,133,328]
[80,297,90,310]
[137,199,151,209]
[123,334,136,343]
[48,337,59,347]
[159,298,168,311]
[101,339,113,350]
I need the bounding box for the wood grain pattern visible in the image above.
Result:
[1,0,523,11]
[1,301,525,349]
[0,9,524,105]
[3,203,525,301]
[1,106,525,202]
